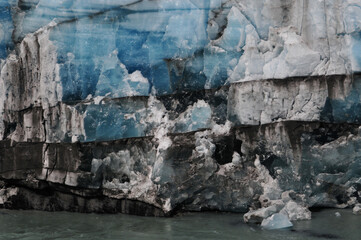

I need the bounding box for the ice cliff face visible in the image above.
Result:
[1,0,361,222]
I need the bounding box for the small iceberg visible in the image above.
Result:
[261,213,293,230]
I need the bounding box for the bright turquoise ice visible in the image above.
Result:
[9,0,245,101]
[0,1,13,59]
[50,6,211,100]
[83,101,148,142]
[261,213,293,230]
[352,32,361,72]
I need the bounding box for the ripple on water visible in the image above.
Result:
[0,209,360,240]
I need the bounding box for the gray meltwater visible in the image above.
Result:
[0,209,360,240]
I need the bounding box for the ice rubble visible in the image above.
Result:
[353,204,361,215]
[244,156,311,225]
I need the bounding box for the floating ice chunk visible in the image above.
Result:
[261,213,293,230]
[353,204,361,215]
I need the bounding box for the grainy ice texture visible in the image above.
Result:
[0,0,361,225]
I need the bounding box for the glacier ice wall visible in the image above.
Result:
[0,0,361,219]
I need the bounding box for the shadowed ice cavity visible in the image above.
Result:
[321,76,361,123]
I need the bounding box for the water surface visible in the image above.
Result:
[0,209,360,239]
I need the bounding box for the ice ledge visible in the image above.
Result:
[2,74,361,143]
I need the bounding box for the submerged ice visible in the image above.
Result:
[261,213,293,230]
[0,0,361,224]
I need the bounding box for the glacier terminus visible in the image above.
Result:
[1,0,361,227]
